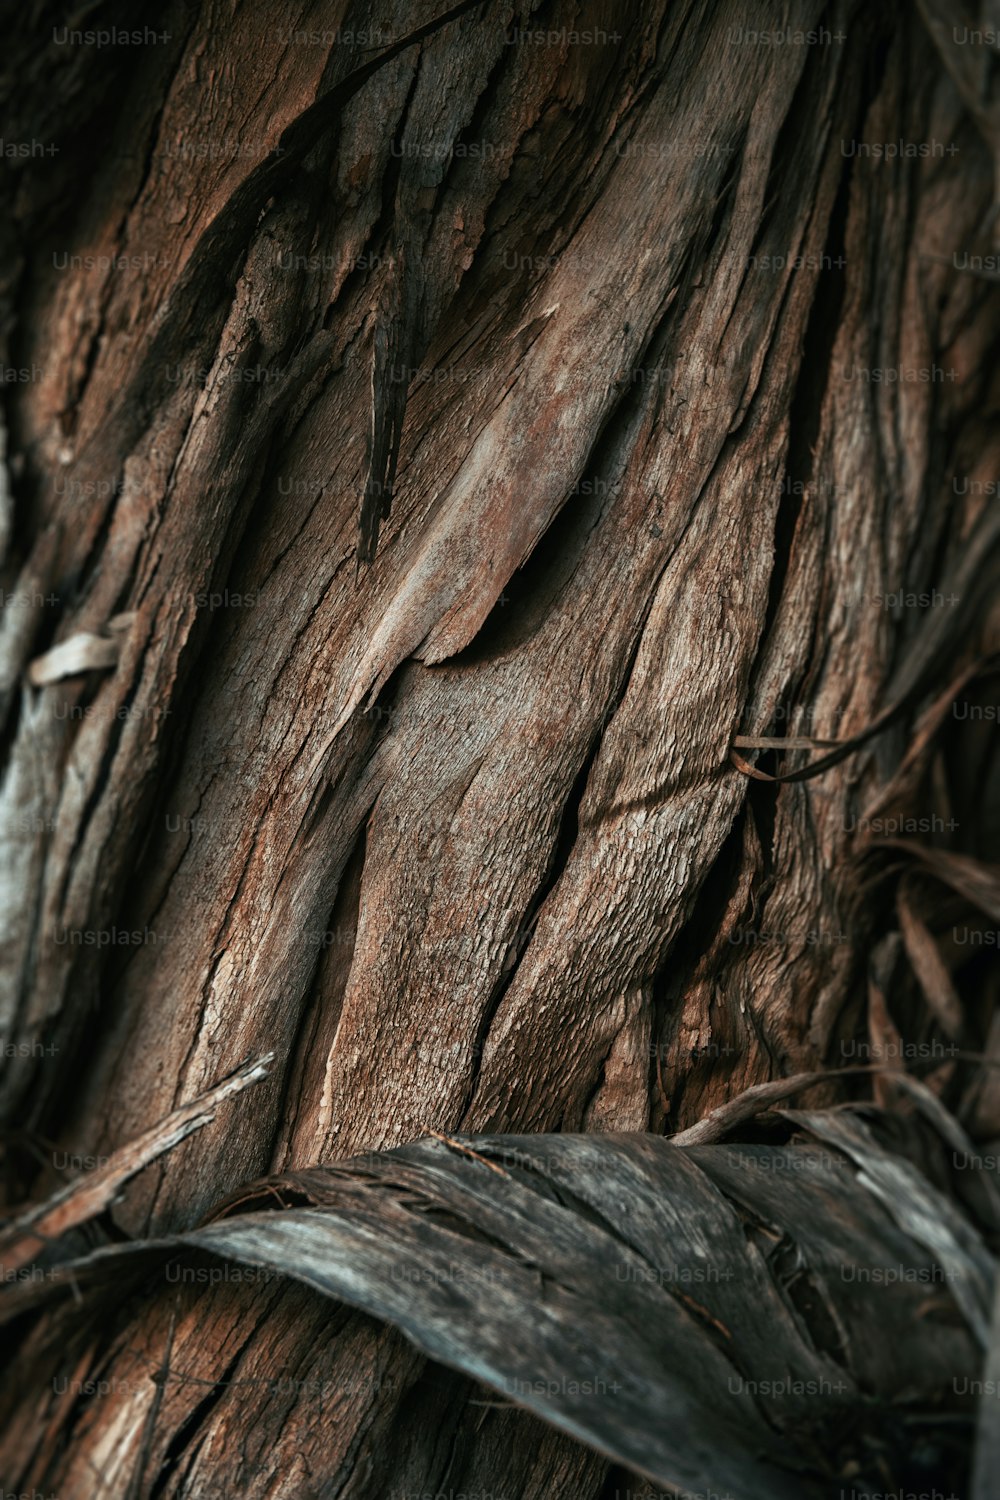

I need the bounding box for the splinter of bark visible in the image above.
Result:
[0,1054,273,1273]
[669,1063,983,1145]
[424,1125,511,1177]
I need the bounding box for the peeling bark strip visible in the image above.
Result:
[0,1118,995,1498]
[1,0,999,1495]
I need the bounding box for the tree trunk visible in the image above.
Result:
[2,0,999,1495]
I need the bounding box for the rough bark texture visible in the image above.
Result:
[2,0,999,1496]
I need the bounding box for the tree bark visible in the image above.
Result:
[1,0,999,1495]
